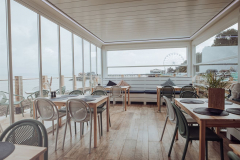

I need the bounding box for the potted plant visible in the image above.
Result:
[202,72,228,110]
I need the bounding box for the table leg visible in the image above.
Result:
[57,106,62,127]
[215,127,221,135]
[107,97,109,132]
[37,152,44,160]
[197,88,199,96]
[199,120,206,160]
[125,89,127,111]
[94,107,97,148]
[158,89,161,111]
[128,89,130,105]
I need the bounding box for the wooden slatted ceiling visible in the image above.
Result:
[48,0,234,42]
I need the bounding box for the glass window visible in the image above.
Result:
[74,35,83,90]
[195,23,238,81]
[91,44,97,88]
[0,0,9,129]
[97,47,102,85]
[107,48,187,76]
[42,16,59,92]
[60,27,72,93]
[83,40,90,92]
[11,0,38,120]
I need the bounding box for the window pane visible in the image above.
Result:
[60,27,72,93]
[97,47,102,85]
[91,44,97,88]
[11,0,38,121]
[74,35,83,90]
[42,16,59,92]
[108,66,187,77]
[0,0,9,129]
[107,48,187,67]
[83,40,90,90]
[195,23,238,82]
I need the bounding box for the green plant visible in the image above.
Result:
[203,72,229,89]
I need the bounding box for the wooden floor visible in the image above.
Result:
[48,104,237,160]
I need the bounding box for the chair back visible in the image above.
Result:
[180,86,196,93]
[34,98,58,121]
[91,90,107,96]
[34,90,49,98]
[95,86,106,91]
[0,91,7,103]
[171,102,189,138]
[180,91,199,98]
[161,86,175,98]
[163,96,175,122]
[111,86,121,97]
[227,151,240,160]
[66,99,90,122]
[0,119,48,160]
[61,86,66,94]
[69,90,84,95]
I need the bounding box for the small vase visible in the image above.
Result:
[208,88,225,110]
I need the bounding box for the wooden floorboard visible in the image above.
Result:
[47,104,239,160]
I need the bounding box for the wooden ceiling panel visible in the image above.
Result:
[48,0,234,42]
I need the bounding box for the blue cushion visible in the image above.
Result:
[175,91,181,94]
[145,90,157,94]
[233,99,240,102]
[129,90,145,93]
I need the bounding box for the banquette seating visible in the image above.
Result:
[103,77,192,105]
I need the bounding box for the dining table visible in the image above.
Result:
[175,98,240,160]
[5,144,47,160]
[33,95,110,148]
[92,86,130,111]
[157,86,199,111]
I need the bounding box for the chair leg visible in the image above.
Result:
[159,97,161,112]
[160,116,168,141]
[82,122,85,135]
[55,119,59,150]
[181,139,190,160]
[98,115,101,139]
[205,141,208,160]
[100,113,103,136]
[68,118,72,137]
[89,119,92,154]
[62,118,68,149]
[168,124,178,157]
[21,104,24,117]
[74,122,76,135]
[113,98,115,107]
[109,113,111,127]
[80,122,83,139]
[220,140,224,160]
[52,120,54,135]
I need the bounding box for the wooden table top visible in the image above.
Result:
[229,144,240,157]
[5,144,47,160]
[175,98,240,124]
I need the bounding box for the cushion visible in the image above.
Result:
[175,91,181,94]
[161,78,176,86]
[117,80,131,87]
[144,90,157,94]
[229,83,240,100]
[106,80,117,86]
[129,90,145,94]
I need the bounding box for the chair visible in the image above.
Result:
[62,99,92,153]
[110,86,124,111]
[168,102,224,160]
[159,86,175,112]
[91,90,111,136]
[34,98,69,150]
[228,151,240,160]
[0,119,48,160]
[56,86,66,95]
[27,90,49,117]
[0,91,25,117]
[95,86,106,92]
[180,91,199,98]
[160,96,197,141]
[180,86,196,94]
[69,90,84,95]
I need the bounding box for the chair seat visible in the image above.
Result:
[184,126,222,141]
[1,101,22,105]
[184,114,197,124]
[88,107,106,113]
